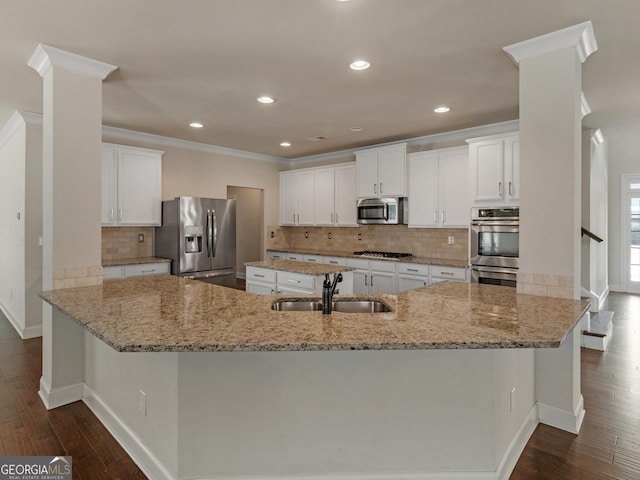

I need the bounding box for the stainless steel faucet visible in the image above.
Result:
[322,273,343,314]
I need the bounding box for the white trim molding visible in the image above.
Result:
[591,128,605,147]
[537,395,585,435]
[28,44,117,79]
[581,92,591,118]
[503,21,598,66]
[0,110,27,148]
[38,377,83,410]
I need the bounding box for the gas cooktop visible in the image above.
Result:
[353,251,412,259]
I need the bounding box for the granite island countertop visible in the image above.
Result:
[39,275,589,353]
[267,248,469,268]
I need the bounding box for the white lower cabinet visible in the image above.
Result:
[246,266,353,295]
[303,254,324,263]
[347,258,397,294]
[430,265,468,283]
[103,262,170,279]
[397,263,430,292]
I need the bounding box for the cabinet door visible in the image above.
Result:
[356,150,379,197]
[397,275,429,292]
[408,152,439,227]
[280,172,298,225]
[116,149,162,225]
[297,171,315,225]
[101,146,117,225]
[370,271,396,294]
[469,139,504,202]
[334,164,357,226]
[439,148,470,227]
[377,145,407,196]
[314,168,336,226]
[246,282,275,295]
[505,136,520,203]
[352,269,369,294]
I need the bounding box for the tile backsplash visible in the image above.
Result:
[266,225,468,261]
[102,227,155,262]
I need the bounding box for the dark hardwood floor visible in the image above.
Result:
[0,292,639,479]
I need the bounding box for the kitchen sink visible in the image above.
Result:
[271,299,392,313]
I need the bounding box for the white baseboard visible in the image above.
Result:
[495,405,538,480]
[609,284,622,293]
[23,323,43,339]
[0,301,25,338]
[38,377,83,410]
[598,287,610,310]
[537,395,585,434]
[81,383,539,480]
[82,384,177,480]
[236,271,246,280]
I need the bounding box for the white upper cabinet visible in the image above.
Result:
[102,143,163,226]
[467,132,519,205]
[408,146,469,228]
[355,143,407,197]
[334,164,357,226]
[279,162,357,227]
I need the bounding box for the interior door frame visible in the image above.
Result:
[621,174,640,293]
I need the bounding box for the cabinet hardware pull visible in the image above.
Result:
[297,213,299,224]
[441,210,445,224]
[374,183,377,194]
[498,182,503,196]
[440,272,454,276]
[287,279,300,283]
[380,182,383,194]
[254,274,265,278]
[364,275,368,286]
[434,210,438,223]
[331,213,334,223]
[408,268,418,272]
[329,261,338,264]
[118,209,123,221]
[141,269,155,273]
[293,213,295,223]
[335,213,338,223]
[109,208,114,222]
[371,275,374,286]
[509,181,513,196]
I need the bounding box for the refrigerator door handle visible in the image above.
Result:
[211,209,217,257]
[206,209,213,257]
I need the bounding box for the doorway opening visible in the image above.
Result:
[227,186,264,286]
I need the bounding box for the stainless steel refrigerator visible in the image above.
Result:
[155,197,236,287]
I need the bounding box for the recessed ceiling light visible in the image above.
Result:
[349,60,370,71]
[434,106,450,113]
[189,122,203,128]
[257,96,275,104]
[280,141,291,147]
[350,127,364,132]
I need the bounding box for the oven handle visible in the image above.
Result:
[471,220,519,227]
[471,265,519,275]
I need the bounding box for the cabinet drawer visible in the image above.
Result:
[324,256,347,266]
[346,258,370,269]
[268,251,286,260]
[246,267,277,283]
[430,266,467,281]
[123,262,170,278]
[397,262,429,276]
[103,266,124,280]
[303,255,324,263]
[285,253,303,261]
[277,272,315,291]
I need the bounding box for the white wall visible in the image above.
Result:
[607,125,640,290]
[228,185,263,274]
[0,117,26,332]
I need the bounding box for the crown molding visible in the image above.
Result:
[503,21,598,66]
[28,44,117,80]
[102,124,290,165]
[291,120,520,166]
[581,92,591,118]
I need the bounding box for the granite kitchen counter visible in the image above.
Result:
[39,275,589,353]
[102,256,171,267]
[267,248,469,268]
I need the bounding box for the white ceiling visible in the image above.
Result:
[1,0,638,160]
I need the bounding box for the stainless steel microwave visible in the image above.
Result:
[357,197,408,225]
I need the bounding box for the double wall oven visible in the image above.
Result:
[470,207,519,287]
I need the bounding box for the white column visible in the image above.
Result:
[504,22,597,434]
[28,44,116,409]
[504,22,597,300]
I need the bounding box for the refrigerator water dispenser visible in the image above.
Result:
[184,225,204,253]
